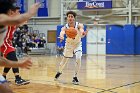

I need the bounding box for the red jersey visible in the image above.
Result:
[0,26,16,57]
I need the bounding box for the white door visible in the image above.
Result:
[87,26,106,55]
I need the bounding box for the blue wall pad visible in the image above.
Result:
[57,25,87,54]
[82,25,87,54]
[106,25,124,54]
[56,25,65,48]
[123,25,135,54]
[135,26,140,55]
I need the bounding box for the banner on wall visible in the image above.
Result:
[35,0,48,17]
[16,0,27,13]
[77,0,112,10]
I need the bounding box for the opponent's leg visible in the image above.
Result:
[3,51,30,85]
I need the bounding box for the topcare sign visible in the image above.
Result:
[77,0,112,10]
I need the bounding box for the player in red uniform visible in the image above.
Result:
[0,7,31,86]
[0,0,40,93]
[0,0,40,86]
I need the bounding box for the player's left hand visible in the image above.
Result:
[19,58,32,69]
[82,30,88,36]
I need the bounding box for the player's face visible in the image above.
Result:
[67,14,75,24]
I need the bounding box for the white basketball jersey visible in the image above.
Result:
[65,22,82,46]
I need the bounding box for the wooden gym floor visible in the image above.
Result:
[0,55,140,93]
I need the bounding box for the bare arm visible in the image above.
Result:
[0,3,40,26]
[82,29,88,38]
[78,23,86,38]
[0,57,32,69]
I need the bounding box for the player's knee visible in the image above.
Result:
[76,59,81,64]
[75,51,82,60]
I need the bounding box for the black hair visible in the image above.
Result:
[66,11,77,18]
[0,0,17,14]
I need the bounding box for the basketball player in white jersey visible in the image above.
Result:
[0,0,40,92]
[54,11,88,85]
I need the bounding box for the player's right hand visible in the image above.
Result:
[58,36,64,42]
[28,2,41,16]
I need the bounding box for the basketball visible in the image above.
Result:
[65,27,77,39]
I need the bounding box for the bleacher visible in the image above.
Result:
[28,47,50,55]
[27,27,50,55]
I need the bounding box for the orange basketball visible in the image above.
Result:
[65,27,77,39]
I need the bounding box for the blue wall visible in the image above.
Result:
[135,26,140,54]
[57,25,87,54]
[106,24,137,55]
[106,25,124,54]
[123,25,135,54]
